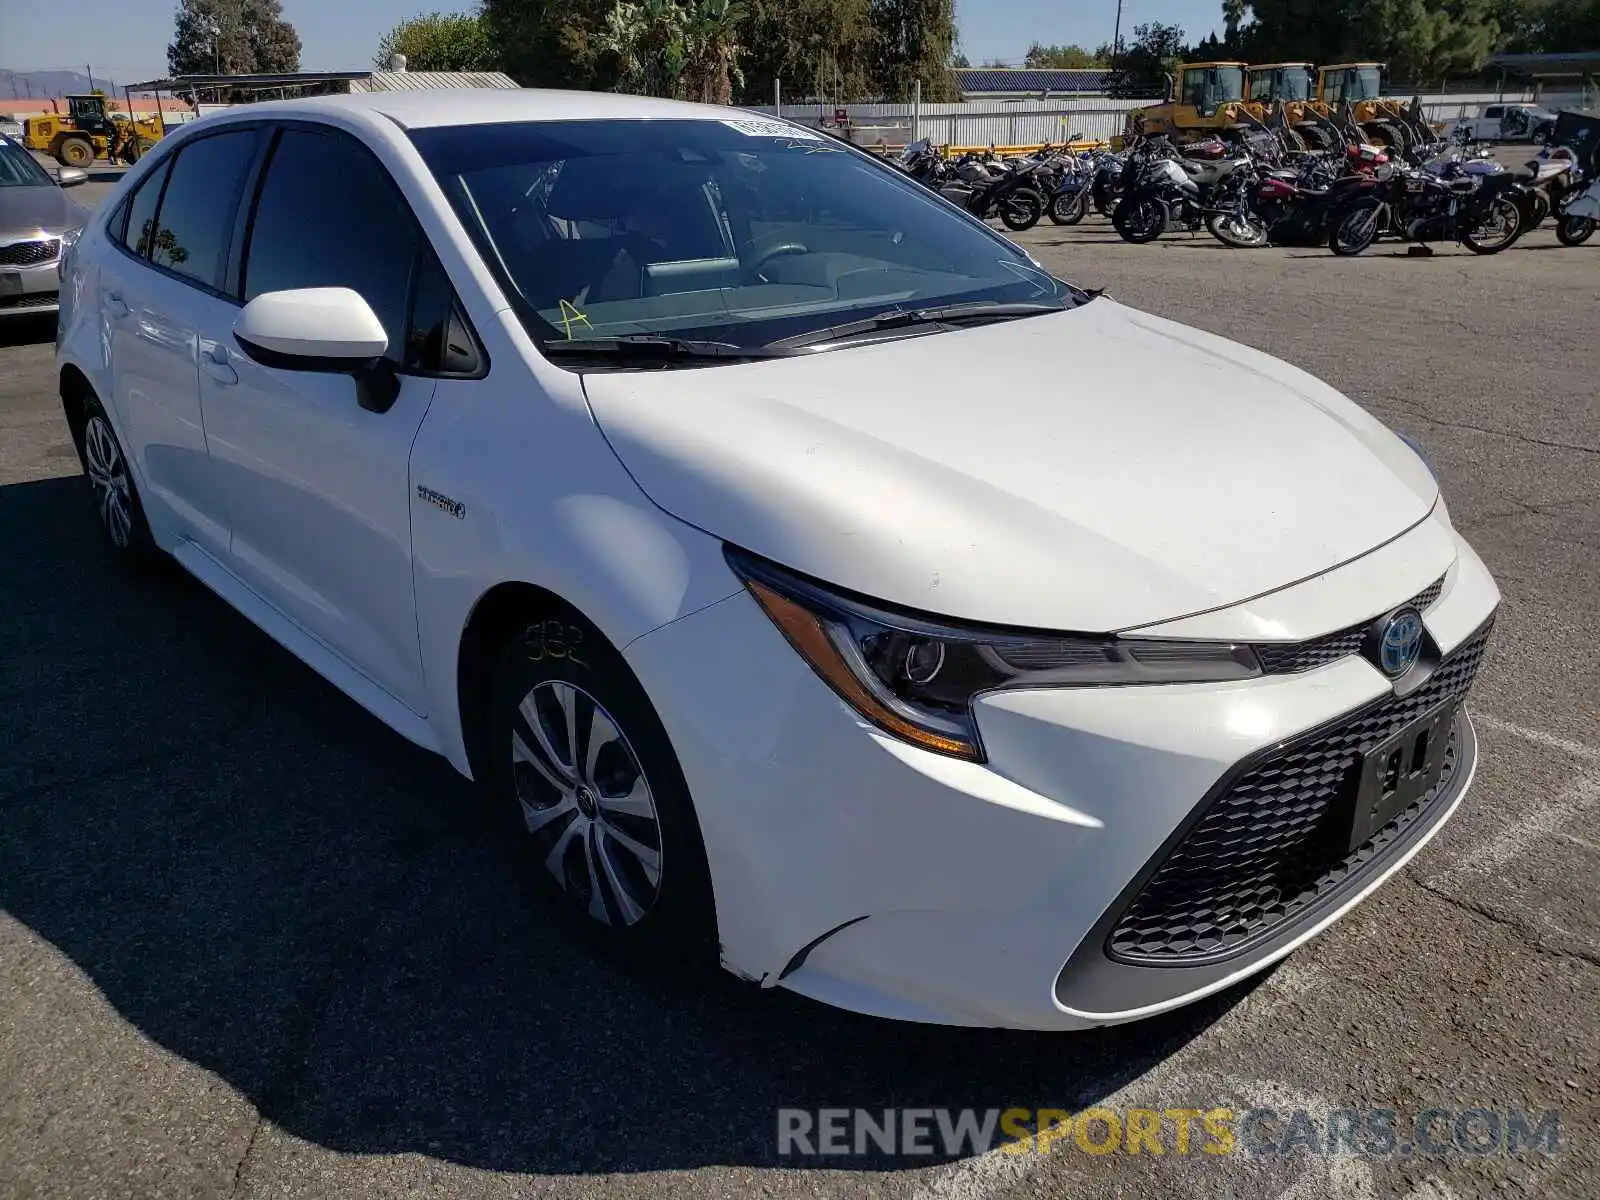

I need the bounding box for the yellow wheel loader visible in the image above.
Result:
[23,95,165,167]
[1117,62,1250,148]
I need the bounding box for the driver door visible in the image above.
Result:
[196,124,443,714]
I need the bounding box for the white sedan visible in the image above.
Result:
[56,88,1499,1030]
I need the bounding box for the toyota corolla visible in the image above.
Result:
[55,90,1498,1030]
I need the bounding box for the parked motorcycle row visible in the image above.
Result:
[894,114,1600,256]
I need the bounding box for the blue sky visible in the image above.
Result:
[1,1,1225,87]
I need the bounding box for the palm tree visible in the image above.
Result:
[601,0,689,96]
[683,0,747,104]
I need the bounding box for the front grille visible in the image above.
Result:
[1257,576,1445,675]
[0,239,60,268]
[0,291,57,309]
[1107,623,1491,966]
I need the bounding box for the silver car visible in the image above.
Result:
[0,133,89,318]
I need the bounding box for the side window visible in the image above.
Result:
[1484,106,1503,119]
[243,127,418,362]
[114,157,173,259]
[406,248,479,375]
[148,130,260,289]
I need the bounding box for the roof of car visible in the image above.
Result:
[206,88,745,131]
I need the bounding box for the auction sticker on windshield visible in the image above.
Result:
[720,117,826,141]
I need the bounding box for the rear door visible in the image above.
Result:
[196,123,444,713]
[98,127,261,556]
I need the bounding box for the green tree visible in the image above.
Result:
[683,0,748,102]
[168,0,301,76]
[739,0,876,103]
[1107,22,1187,97]
[871,0,958,100]
[1023,42,1107,68]
[375,10,495,71]
[597,0,747,100]
[484,0,615,89]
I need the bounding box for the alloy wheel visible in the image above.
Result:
[509,680,664,926]
[83,415,133,549]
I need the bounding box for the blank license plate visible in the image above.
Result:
[1348,701,1458,850]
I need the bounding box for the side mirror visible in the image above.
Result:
[56,167,88,187]
[234,287,400,413]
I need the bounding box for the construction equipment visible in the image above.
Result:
[1311,65,1435,152]
[1119,62,1251,147]
[22,95,165,168]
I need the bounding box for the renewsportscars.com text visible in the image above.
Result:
[776,1106,1562,1159]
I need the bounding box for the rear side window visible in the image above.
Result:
[243,128,419,362]
[115,157,172,258]
[1484,106,1503,118]
[147,130,259,289]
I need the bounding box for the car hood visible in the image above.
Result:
[0,185,88,237]
[582,298,1438,631]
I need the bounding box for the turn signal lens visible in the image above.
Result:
[745,580,980,759]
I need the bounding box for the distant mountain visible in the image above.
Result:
[0,70,140,99]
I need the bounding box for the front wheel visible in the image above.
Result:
[57,136,95,168]
[998,188,1045,231]
[488,615,715,964]
[1330,200,1383,256]
[1206,209,1269,248]
[1556,215,1596,246]
[1048,189,1089,225]
[1113,196,1167,243]
[1461,197,1522,254]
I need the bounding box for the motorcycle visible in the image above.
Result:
[1208,164,1378,248]
[1328,164,1525,256]
[1558,176,1600,246]
[898,140,1048,231]
[1113,141,1254,244]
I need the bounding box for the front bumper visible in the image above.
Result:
[0,242,62,317]
[623,522,1500,1030]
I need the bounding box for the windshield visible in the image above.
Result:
[410,118,1075,358]
[1250,69,1309,102]
[0,137,53,187]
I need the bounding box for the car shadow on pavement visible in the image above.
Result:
[0,315,57,349]
[0,472,1262,1176]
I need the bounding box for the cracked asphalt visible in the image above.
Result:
[0,169,1595,1200]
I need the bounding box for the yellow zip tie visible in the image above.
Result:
[558,298,592,339]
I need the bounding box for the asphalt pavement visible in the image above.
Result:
[0,170,1595,1200]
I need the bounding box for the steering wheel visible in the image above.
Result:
[751,242,809,279]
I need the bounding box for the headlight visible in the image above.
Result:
[726,547,1261,762]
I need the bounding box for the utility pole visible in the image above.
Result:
[87,63,96,92]
[1112,0,1124,58]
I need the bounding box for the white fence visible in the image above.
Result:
[750,88,1595,149]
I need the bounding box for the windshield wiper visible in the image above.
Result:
[540,334,791,362]
[765,301,1067,350]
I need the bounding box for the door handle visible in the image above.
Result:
[201,348,238,387]
[105,293,129,319]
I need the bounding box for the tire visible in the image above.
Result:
[1206,210,1269,248]
[1047,189,1089,225]
[998,189,1044,231]
[57,136,95,168]
[1330,200,1382,256]
[487,614,715,966]
[78,395,157,566]
[125,137,157,164]
[1113,197,1167,243]
[1556,215,1595,246]
[1461,197,1522,254]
